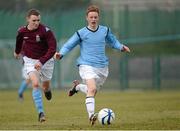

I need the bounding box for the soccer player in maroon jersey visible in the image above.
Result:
[14,9,57,122]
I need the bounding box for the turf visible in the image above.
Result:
[0,89,180,130]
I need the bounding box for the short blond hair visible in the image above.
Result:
[86,5,100,16]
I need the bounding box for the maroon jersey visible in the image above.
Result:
[15,24,57,65]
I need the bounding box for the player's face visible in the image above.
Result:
[86,11,99,29]
[27,15,40,30]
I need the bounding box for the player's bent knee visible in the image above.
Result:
[32,82,39,88]
[88,88,97,95]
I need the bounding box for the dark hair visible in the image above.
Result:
[27,9,40,17]
[86,5,99,16]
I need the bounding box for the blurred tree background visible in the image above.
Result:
[0,0,179,89]
[0,0,91,12]
[0,0,180,56]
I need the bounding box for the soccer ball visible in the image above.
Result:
[98,108,115,125]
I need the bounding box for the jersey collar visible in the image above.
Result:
[86,25,99,32]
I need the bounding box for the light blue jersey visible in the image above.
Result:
[60,25,124,68]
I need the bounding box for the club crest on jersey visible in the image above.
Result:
[23,36,28,40]
[36,34,41,42]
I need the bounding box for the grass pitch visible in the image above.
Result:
[0,89,180,130]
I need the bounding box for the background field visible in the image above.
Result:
[0,89,180,130]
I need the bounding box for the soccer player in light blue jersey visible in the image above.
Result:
[54,5,130,125]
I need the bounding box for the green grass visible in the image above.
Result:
[0,89,180,130]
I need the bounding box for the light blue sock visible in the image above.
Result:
[18,80,28,95]
[32,88,44,113]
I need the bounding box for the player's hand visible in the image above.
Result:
[54,52,63,60]
[121,45,130,53]
[14,52,21,59]
[34,61,42,71]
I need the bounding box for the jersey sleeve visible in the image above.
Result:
[15,29,24,54]
[105,28,124,50]
[59,32,80,56]
[39,29,57,64]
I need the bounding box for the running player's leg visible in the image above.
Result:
[40,58,54,101]
[18,66,30,100]
[77,65,98,125]
[85,78,97,125]
[42,81,52,100]
[18,79,28,100]
[29,71,45,122]
[68,80,88,96]
[81,65,108,125]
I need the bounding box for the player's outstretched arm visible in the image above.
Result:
[53,52,63,60]
[121,45,130,53]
